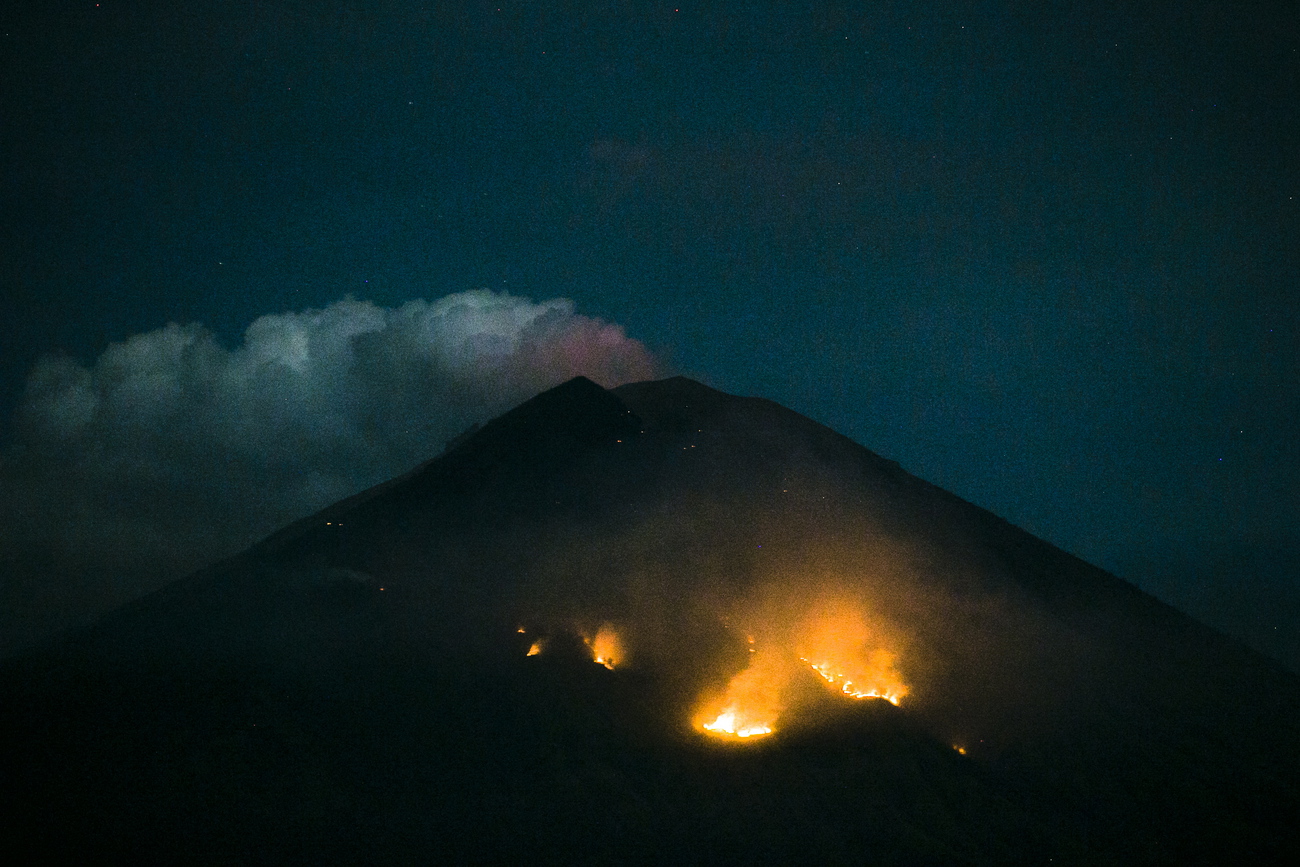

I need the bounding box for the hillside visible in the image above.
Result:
[2,376,1297,864]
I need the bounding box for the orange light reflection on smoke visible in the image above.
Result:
[585,624,622,670]
[696,603,909,740]
[696,649,787,740]
[797,609,909,706]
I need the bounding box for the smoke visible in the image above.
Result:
[0,290,658,650]
[490,419,1094,751]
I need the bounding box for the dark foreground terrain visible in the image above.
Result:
[3,377,1298,864]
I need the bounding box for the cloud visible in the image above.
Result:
[0,291,659,648]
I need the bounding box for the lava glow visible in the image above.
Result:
[584,624,622,670]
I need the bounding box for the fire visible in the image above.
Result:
[802,650,907,705]
[694,603,910,741]
[703,711,773,738]
[516,596,910,744]
[584,624,622,670]
[696,649,788,740]
[797,610,909,706]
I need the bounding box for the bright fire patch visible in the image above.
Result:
[797,610,909,706]
[696,650,788,740]
[696,605,909,740]
[802,651,907,705]
[584,624,622,670]
[516,599,909,743]
[703,712,773,738]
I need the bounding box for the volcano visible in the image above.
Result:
[2,376,1297,864]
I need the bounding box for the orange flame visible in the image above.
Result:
[696,649,788,739]
[584,624,622,670]
[797,610,909,706]
[515,596,909,744]
[802,650,907,705]
[694,602,910,741]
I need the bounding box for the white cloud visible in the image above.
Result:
[1,290,659,585]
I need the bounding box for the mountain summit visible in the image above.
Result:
[3,376,1297,864]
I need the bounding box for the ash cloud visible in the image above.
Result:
[0,290,658,652]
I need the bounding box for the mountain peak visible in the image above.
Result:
[3,377,1297,864]
[455,373,640,458]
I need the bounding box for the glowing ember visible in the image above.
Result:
[526,640,545,656]
[696,650,788,740]
[584,624,622,670]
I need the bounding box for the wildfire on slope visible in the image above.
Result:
[797,609,909,706]
[803,654,905,704]
[514,591,908,743]
[584,624,622,670]
[696,605,909,740]
[696,649,790,739]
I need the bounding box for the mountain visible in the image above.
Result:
[2,376,1297,865]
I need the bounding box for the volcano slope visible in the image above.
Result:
[2,376,1298,865]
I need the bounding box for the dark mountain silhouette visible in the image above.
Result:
[2,376,1297,865]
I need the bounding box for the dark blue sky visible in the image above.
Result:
[2,2,1297,663]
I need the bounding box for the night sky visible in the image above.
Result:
[2,2,1297,666]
